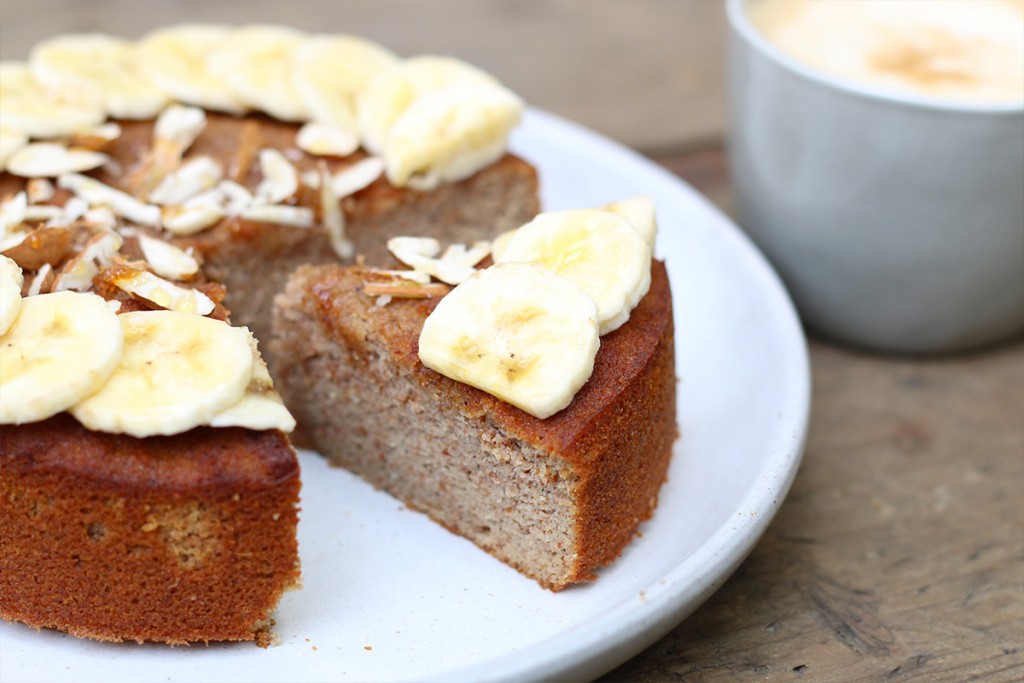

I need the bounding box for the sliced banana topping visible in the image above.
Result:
[0,255,24,335]
[208,24,311,123]
[5,142,109,178]
[602,196,658,252]
[418,262,600,420]
[0,61,106,138]
[293,34,399,134]
[358,56,522,189]
[71,310,255,437]
[0,291,124,425]
[29,33,170,120]
[210,351,295,432]
[137,24,248,115]
[495,208,652,335]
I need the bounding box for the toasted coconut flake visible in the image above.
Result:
[107,266,215,315]
[51,230,123,292]
[161,203,226,235]
[149,155,223,205]
[58,173,161,226]
[240,204,314,228]
[137,233,199,280]
[6,143,109,178]
[254,148,299,205]
[297,121,359,158]
[362,280,451,299]
[26,178,55,204]
[319,162,354,259]
[26,262,53,296]
[332,157,384,198]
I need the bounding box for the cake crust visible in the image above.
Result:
[0,415,301,644]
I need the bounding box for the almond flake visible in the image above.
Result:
[161,203,226,235]
[217,180,255,214]
[26,262,53,296]
[319,163,353,259]
[23,205,65,222]
[332,157,385,198]
[109,268,215,315]
[56,197,90,225]
[300,170,322,189]
[297,122,359,158]
[367,268,432,284]
[6,143,109,178]
[68,123,122,151]
[387,236,441,264]
[26,178,55,204]
[362,280,451,299]
[154,105,206,158]
[149,156,224,206]
[58,173,161,226]
[82,207,118,231]
[0,192,28,233]
[441,241,491,268]
[51,230,123,292]
[137,233,199,280]
[240,204,314,228]
[254,149,299,205]
[414,258,476,286]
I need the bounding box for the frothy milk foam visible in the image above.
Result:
[747,0,1024,103]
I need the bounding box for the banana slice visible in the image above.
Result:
[29,33,170,120]
[71,311,255,437]
[0,62,106,138]
[0,291,124,424]
[294,34,399,134]
[602,196,658,252]
[210,352,295,432]
[0,255,24,334]
[137,24,248,115]
[207,24,311,122]
[418,262,600,419]
[358,55,506,154]
[495,208,651,335]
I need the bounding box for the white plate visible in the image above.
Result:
[0,109,810,683]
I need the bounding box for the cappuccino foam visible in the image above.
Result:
[747,0,1024,104]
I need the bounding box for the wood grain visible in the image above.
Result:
[600,149,1024,683]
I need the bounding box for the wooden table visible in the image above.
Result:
[598,149,1024,683]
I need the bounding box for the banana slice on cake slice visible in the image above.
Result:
[293,34,399,134]
[137,24,248,115]
[358,56,522,188]
[0,62,106,138]
[418,262,600,419]
[0,291,124,424]
[0,255,24,335]
[495,208,652,335]
[207,24,311,122]
[602,195,658,252]
[72,310,255,437]
[29,33,170,120]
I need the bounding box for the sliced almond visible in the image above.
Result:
[137,233,199,280]
[161,202,226,235]
[58,173,161,226]
[149,155,223,205]
[332,156,384,198]
[68,122,122,151]
[363,280,451,298]
[51,230,123,292]
[26,178,56,204]
[296,121,359,157]
[1,226,73,270]
[26,262,54,296]
[0,192,28,234]
[5,143,109,178]
[105,266,215,315]
[239,204,314,228]
[254,148,299,205]
[319,162,353,259]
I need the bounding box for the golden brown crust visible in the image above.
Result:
[0,415,301,644]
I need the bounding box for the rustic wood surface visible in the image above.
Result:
[599,151,1024,682]
[2,2,1022,681]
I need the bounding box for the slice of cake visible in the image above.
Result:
[271,209,677,590]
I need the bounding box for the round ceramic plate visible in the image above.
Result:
[0,109,811,683]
